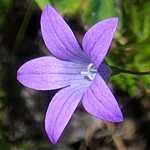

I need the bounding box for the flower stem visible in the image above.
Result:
[120,69,150,75]
[110,66,150,76]
[13,0,36,52]
[105,122,126,150]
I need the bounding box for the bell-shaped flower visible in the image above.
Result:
[17,5,123,144]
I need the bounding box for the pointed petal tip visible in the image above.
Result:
[99,113,124,123]
[109,17,119,21]
[113,17,119,24]
[115,108,124,123]
[45,121,59,144]
[102,17,119,24]
[43,4,52,11]
[46,132,58,144]
[104,107,124,123]
[42,5,56,19]
[114,114,124,123]
[106,17,119,27]
[108,112,124,123]
[113,17,119,21]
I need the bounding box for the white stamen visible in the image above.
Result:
[81,63,97,80]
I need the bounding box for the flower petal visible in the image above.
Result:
[45,84,88,144]
[41,5,89,62]
[82,73,123,122]
[82,18,118,69]
[98,61,111,81]
[17,56,89,90]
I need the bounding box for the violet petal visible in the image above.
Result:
[45,84,88,144]
[82,73,123,122]
[82,18,118,69]
[98,61,111,81]
[41,5,89,62]
[17,56,89,90]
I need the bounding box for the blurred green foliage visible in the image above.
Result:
[106,0,150,96]
[0,0,13,29]
[35,0,51,10]
[1,0,150,149]
[82,0,122,27]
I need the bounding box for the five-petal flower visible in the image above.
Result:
[17,5,123,144]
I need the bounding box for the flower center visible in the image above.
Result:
[81,63,97,80]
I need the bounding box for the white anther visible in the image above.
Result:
[81,63,97,80]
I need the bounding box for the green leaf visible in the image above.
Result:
[53,0,82,15]
[35,0,51,10]
[82,0,122,28]
[130,4,140,36]
[110,73,138,96]
[123,1,150,42]
[107,40,150,97]
[35,0,82,15]
[141,1,150,41]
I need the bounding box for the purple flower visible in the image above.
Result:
[17,5,123,144]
